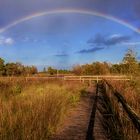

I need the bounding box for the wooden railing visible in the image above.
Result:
[64,75,131,82]
[0,75,132,82]
[103,80,140,133]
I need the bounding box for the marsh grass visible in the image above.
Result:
[106,80,140,140]
[0,79,84,140]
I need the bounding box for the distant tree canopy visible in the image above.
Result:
[122,49,139,75]
[0,59,38,76]
[0,49,139,77]
[72,62,110,75]
[111,49,140,76]
[46,67,71,75]
[73,49,140,76]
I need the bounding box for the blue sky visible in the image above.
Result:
[0,0,140,70]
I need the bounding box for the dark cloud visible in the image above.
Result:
[87,34,105,46]
[105,35,131,46]
[54,53,69,57]
[77,47,104,54]
[87,34,131,46]
[78,33,131,54]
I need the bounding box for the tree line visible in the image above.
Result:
[72,49,140,76]
[0,58,37,76]
[41,49,140,76]
[0,49,139,76]
[42,67,71,75]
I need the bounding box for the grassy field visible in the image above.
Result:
[0,77,139,140]
[0,78,86,140]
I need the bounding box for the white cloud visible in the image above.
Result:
[5,38,14,45]
[108,34,122,39]
[0,36,14,46]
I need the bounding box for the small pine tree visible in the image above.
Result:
[122,49,139,75]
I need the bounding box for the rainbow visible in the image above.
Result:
[0,9,140,34]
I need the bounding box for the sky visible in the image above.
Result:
[0,0,140,70]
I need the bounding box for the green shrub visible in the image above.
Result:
[80,88,88,97]
[69,94,80,106]
[11,84,22,95]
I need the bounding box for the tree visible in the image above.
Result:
[58,69,71,74]
[47,67,57,75]
[122,49,139,75]
[72,62,110,75]
[24,66,38,76]
[81,64,94,75]
[0,58,5,76]
[15,62,25,75]
[92,62,110,75]
[72,65,82,75]
[5,63,19,76]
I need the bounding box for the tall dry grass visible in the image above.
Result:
[106,80,140,140]
[0,79,84,140]
[109,80,140,115]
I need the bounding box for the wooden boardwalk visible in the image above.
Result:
[93,109,108,140]
[51,79,140,140]
[50,86,108,140]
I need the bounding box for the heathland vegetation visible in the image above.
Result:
[0,59,38,76]
[0,49,140,140]
[0,79,85,140]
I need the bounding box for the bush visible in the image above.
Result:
[11,84,22,95]
[80,88,88,97]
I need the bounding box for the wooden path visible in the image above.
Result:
[50,80,140,140]
[50,86,108,140]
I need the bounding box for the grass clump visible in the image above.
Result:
[80,88,88,97]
